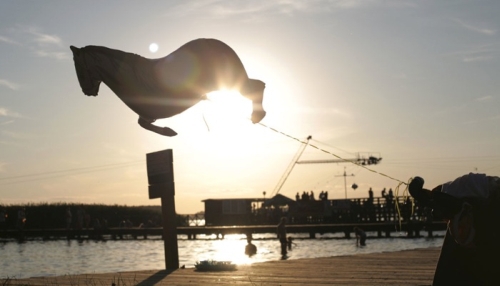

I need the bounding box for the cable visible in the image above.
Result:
[258,122,405,185]
[0,160,144,186]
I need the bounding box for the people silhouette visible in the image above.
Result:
[354,227,367,246]
[277,217,288,257]
[245,237,257,257]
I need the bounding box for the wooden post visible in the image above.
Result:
[161,187,179,269]
[147,149,179,270]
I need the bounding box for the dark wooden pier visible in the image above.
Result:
[5,247,442,285]
[1,194,447,242]
[1,221,446,241]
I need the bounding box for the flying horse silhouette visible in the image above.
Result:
[70,38,266,136]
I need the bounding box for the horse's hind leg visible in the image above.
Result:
[241,79,266,123]
[138,117,178,137]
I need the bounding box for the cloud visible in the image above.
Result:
[24,27,68,60]
[447,44,499,63]
[1,26,69,61]
[0,35,20,45]
[167,0,415,19]
[167,0,288,19]
[35,50,70,60]
[462,55,494,63]
[0,107,23,118]
[454,18,496,35]
[475,95,493,102]
[464,114,500,125]
[27,27,63,47]
[0,79,19,90]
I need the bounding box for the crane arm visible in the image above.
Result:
[297,156,382,165]
[271,135,312,196]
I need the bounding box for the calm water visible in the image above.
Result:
[0,231,445,279]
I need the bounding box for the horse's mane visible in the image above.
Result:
[83,45,140,61]
[80,45,161,94]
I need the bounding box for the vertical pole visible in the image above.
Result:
[344,168,347,199]
[147,149,179,270]
[336,166,354,199]
[161,188,179,270]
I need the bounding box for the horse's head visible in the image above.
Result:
[70,46,101,96]
[409,174,499,248]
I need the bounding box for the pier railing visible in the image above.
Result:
[0,221,447,241]
[0,196,447,241]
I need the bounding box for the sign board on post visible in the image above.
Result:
[146,149,179,270]
[147,149,174,184]
[149,182,175,200]
[147,149,175,199]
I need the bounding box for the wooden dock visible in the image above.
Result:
[5,247,441,285]
[2,221,447,241]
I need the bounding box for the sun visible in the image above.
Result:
[203,90,253,129]
[149,43,159,53]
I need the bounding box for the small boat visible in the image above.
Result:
[195,260,237,271]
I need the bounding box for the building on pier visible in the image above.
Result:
[203,192,428,226]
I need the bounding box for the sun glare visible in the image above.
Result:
[209,235,255,265]
[203,90,253,129]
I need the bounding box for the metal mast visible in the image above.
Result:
[335,167,355,199]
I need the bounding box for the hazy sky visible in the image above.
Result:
[1,0,499,214]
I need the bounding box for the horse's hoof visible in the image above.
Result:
[161,127,178,137]
[251,110,266,124]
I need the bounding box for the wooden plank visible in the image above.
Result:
[5,247,441,285]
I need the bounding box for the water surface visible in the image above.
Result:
[1,231,445,279]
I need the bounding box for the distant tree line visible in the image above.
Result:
[0,203,189,230]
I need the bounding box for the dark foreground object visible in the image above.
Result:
[6,248,440,285]
[409,174,500,285]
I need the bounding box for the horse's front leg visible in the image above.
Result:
[138,117,178,137]
[242,79,266,123]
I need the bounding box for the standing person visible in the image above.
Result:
[84,212,91,229]
[0,209,6,233]
[354,227,366,246]
[65,207,72,230]
[277,217,287,257]
[383,188,395,220]
[287,236,297,251]
[365,188,375,221]
[76,205,85,230]
[245,237,257,257]
[17,208,26,230]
